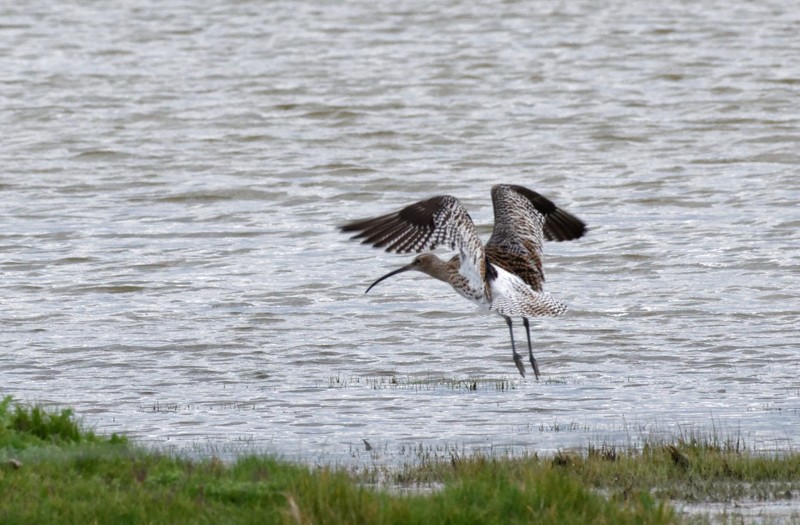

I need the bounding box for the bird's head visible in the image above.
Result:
[365,253,443,294]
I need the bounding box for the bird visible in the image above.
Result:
[339,184,586,379]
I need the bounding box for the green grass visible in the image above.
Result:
[0,395,126,449]
[0,450,672,525]
[2,396,800,524]
[381,437,800,506]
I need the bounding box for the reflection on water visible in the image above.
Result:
[1,0,799,468]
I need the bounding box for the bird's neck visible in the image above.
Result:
[423,256,458,285]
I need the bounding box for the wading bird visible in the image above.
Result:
[340,184,585,379]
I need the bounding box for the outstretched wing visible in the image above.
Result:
[485,185,586,291]
[340,195,488,294]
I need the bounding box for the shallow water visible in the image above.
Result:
[2,1,799,467]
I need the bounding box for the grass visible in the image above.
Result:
[375,435,800,505]
[0,395,126,450]
[1,396,800,524]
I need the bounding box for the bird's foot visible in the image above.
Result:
[530,357,540,381]
[513,352,526,378]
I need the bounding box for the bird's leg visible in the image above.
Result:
[522,318,540,380]
[504,316,525,377]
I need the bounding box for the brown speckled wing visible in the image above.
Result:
[486,185,586,290]
[340,195,488,295]
[340,196,451,253]
[506,185,586,242]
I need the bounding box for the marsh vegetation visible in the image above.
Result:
[2,397,800,523]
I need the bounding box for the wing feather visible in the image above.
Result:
[340,195,487,294]
[506,185,586,242]
[486,185,586,290]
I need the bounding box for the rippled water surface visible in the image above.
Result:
[2,1,799,465]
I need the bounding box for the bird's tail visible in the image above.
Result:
[490,290,567,318]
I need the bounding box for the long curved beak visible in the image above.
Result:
[365,264,414,294]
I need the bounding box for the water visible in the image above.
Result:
[2,1,799,466]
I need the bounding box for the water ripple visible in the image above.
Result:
[1,0,799,466]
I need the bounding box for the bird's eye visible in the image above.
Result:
[414,259,420,265]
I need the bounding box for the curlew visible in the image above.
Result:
[340,184,586,379]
